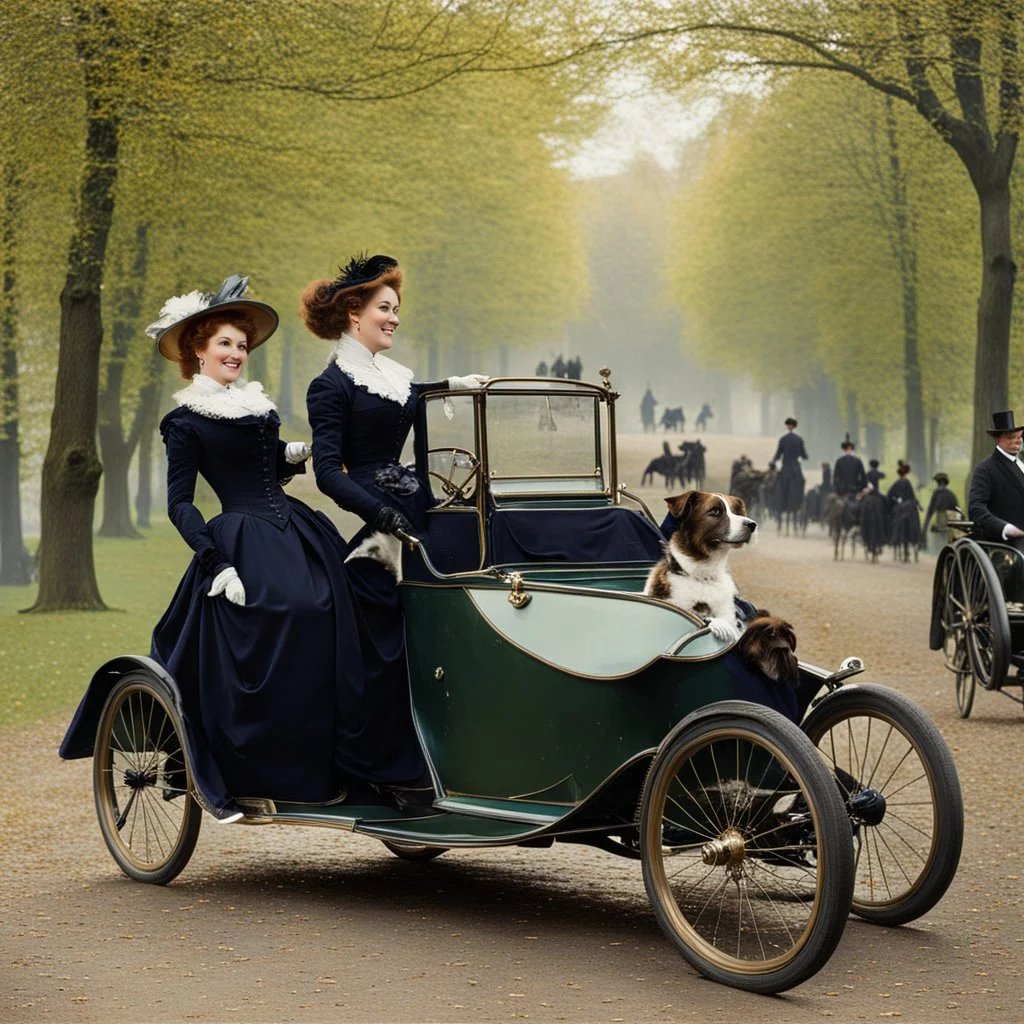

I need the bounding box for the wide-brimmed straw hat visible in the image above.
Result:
[986,410,1023,437]
[146,274,278,362]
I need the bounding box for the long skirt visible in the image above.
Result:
[151,499,366,815]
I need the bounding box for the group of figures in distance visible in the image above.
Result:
[641,439,707,491]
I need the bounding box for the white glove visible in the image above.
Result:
[448,373,489,390]
[284,441,312,465]
[208,566,246,606]
[707,617,741,643]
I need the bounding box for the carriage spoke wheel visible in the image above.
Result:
[93,676,202,884]
[945,541,1011,691]
[640,705,853,994]
[802,685,963,926]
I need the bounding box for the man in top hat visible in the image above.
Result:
[833,434,867,497]
[968,410,1024,545]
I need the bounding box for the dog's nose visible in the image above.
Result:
[746,519,757,532]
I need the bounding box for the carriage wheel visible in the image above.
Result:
[381,840,447,862]
[952,637,975,719]
[639,704,853,994]
[802,685,963,926]
[93,675,202,884]
[946,540,1011,691]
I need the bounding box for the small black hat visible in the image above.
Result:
[933,471,949,484]
[987,410,1023,436]
[327,253,399,298]
[784,416,797,427]
[841,433,855,450]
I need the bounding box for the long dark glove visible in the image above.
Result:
[374,505,414,538]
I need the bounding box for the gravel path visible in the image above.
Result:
[2,524,1022,1023]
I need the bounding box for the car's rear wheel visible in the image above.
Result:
[639,703,853,994]
[93,675,202,884]
[802,685,963,926]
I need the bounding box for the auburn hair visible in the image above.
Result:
[299,267,403,340]
[177,310,260,380]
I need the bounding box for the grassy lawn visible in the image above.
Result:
[0,524,194,730]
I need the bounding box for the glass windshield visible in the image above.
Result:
[485,392,603,488]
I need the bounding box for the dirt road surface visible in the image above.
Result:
[3,438,1023,1023]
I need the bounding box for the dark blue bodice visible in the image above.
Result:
[159,406,304,576]
[306,362,440,526]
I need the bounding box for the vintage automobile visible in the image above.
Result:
[61,372,963,994]
[930,514,1024,717]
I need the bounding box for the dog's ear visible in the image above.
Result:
[665,491,696,520]
[782,622,797,651]
[728,494,747,517]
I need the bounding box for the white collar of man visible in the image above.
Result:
[330,333,413,406]
[173,374,277,419]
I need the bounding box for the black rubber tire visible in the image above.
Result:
[639,703,854,994]
[802,684,963,926]
[948,539,1010,691]
[93,675,202,884]
[953,641,975,719]
[381,840,447,862]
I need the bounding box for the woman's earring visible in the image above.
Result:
[199,359,205,367]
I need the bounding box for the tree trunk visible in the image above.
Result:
[883,98,927,474]
[865,422,885,462]
[97,223,147,539]
[133,363,163,530]
[928,414,939,478]
[28,7,120,612]
[971,180,1016,467]
[0,161,31,585]
[845,391,860,449]
[427,337,440,381]
[277,328,293,421]
[247,340,269,391]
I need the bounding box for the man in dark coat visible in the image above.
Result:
[923,471,960,552]
[771,417,808,521]
[968,410,1024,544]
[833,435,867,496]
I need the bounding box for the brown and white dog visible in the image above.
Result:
[738,616,799,683]
[643,491,757,643]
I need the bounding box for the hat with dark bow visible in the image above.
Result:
[327,253,400,298]
[933,471,950,485]
[840,433,855,451]
[146,274,278,362]
[986,410,1024,436]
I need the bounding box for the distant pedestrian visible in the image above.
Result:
[535,360,548,377]
[640,386,657,434]
[551,354,566,378]
[923,472,960,551]
[695,403,713,432]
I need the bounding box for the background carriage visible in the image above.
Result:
[930,515,1024,717]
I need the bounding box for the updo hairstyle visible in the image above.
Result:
[299,266,403,340]
[177,309,259,380]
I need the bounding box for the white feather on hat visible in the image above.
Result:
[145,290,212,339]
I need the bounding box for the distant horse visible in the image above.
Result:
[859,489,888,563]
[641,442,682,487]
[660,407,685,431]
[890,498,921,563]
[824,493,861,560]
[676,439,706,488]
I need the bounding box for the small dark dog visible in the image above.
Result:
[738,615,799,685]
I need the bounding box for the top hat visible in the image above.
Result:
[987,410,1023,436]
[840,433,855,450]
[327,253,400,298]
[933,471,949,484]
[784,417,797,428]
[146,274,278,362]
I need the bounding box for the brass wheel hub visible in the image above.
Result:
[700,827,746,867]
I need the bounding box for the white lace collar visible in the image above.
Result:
[330,334,413,406]
[173,375,276,419]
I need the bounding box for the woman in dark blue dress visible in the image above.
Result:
[302,255,485,801]
[146,276,366,820]
[887,461,922,562]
